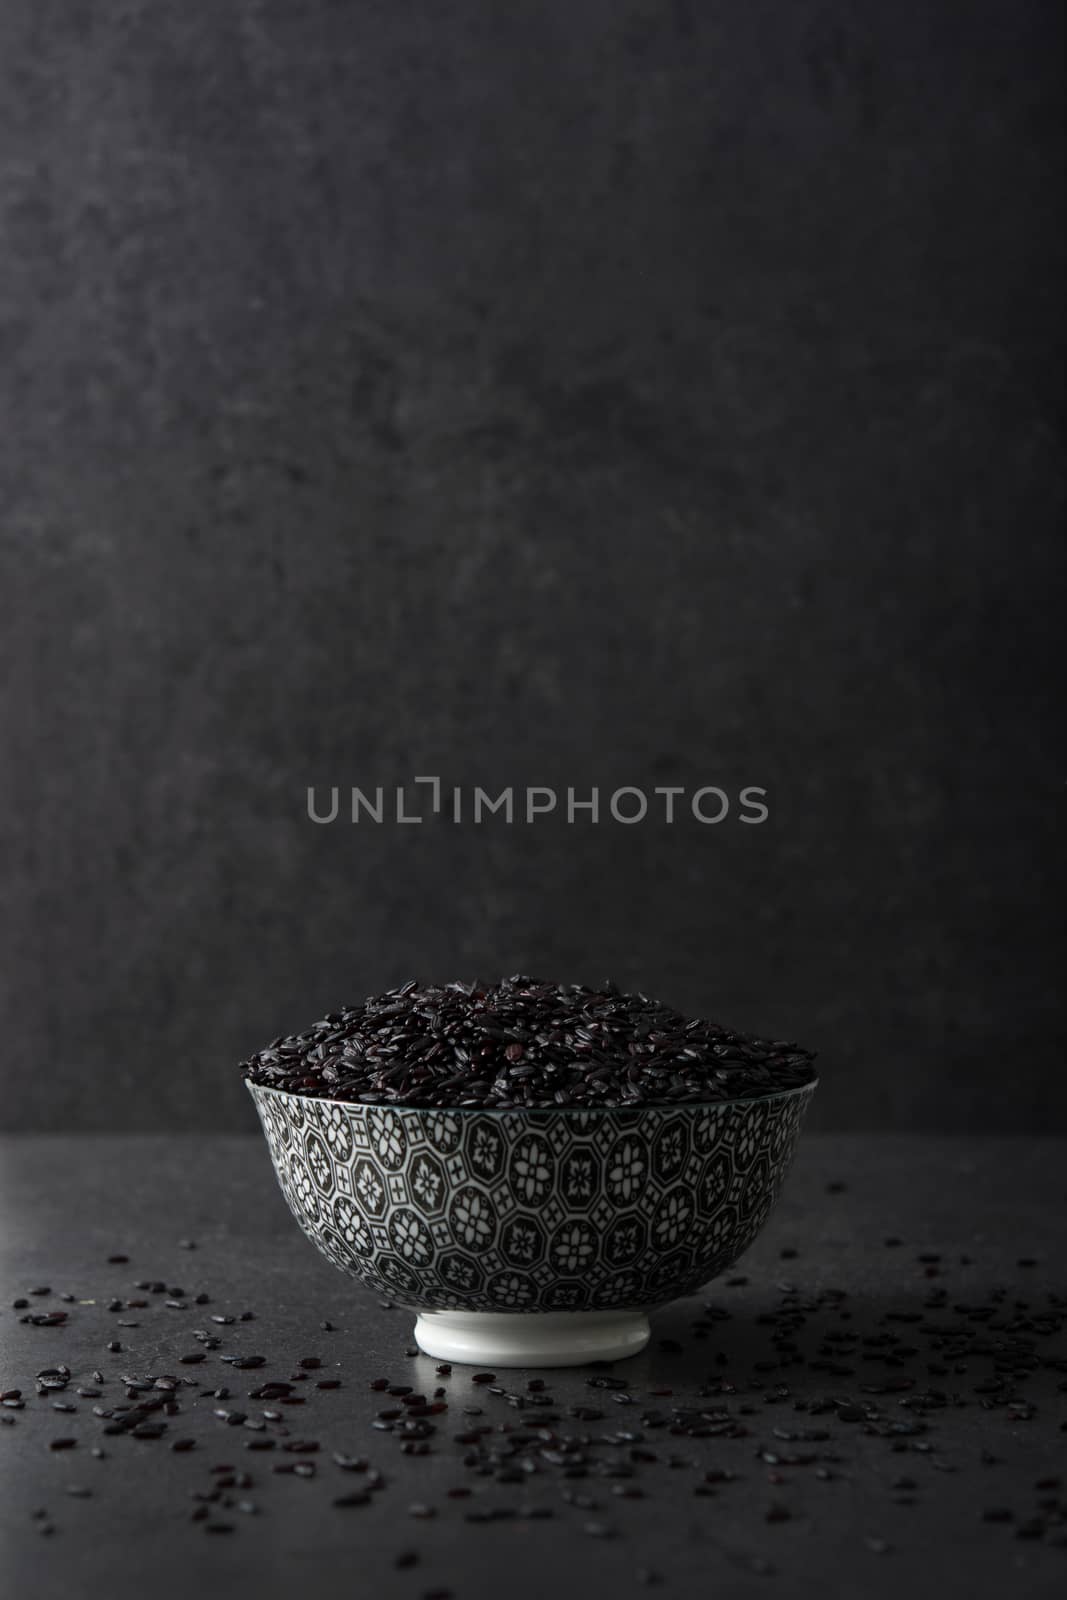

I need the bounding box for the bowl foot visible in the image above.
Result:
[413,1308,651,1368]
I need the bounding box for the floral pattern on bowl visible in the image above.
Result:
[248,1081,815,1314]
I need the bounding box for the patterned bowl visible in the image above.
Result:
[247,1079,816,1367]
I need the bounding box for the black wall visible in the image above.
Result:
[1,0,1063,1132]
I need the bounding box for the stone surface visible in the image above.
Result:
[1,1133,1064,1599]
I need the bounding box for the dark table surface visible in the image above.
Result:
[1,1134,1064,1600]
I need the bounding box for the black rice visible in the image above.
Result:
[240,977,815,1109]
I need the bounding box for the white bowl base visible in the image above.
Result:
[413,1308,651,1368]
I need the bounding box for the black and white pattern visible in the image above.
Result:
[249,1083,815,1313]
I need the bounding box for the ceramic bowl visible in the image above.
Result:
[247,1079,816,1367]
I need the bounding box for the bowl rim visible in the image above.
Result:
[244,1075,818,1118]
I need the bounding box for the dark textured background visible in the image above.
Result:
[0,0,1063,1134]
